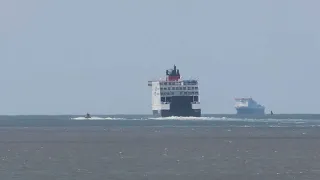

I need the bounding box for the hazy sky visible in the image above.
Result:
[1,0,319,115]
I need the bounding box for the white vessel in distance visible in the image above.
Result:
[234,97,265,115]
[147,65,201,117]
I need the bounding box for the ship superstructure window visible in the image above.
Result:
[183,80,198,85]
[172,87,175,90]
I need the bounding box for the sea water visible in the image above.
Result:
[0,114,319,179]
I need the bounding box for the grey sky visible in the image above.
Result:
[1,0,319,115]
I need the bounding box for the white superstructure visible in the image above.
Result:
[148,80,200,110]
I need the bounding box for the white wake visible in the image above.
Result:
[148,116,222,121]
[147,116,308,123]
[71,116,124,120]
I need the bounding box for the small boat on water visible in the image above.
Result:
[85,113,91,119]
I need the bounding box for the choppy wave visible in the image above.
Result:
[67,115,320,129]
[0,114,318,128]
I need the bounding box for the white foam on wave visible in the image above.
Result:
[104,117,125,120]
[148,116,222,121]
[71,116,124,120]
[71,116,105,120]
[147,116,310,123]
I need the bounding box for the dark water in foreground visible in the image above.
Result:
[1,115,320,179]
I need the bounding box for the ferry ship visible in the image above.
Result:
[234,97,265,115]
[148,65,201,117]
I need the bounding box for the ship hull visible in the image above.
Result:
[235,107,265,115]
[153,109,201,117]
[152,96,201,117]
